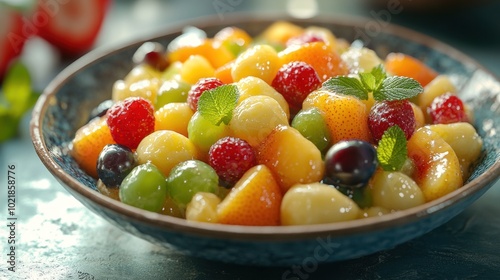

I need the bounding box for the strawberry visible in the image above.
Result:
[0,10,26,80]
[35,0,111,55]
[368,100,416,143]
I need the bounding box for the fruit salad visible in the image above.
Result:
[70,21,483,226]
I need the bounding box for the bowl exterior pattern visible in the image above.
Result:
[34,17,500,266]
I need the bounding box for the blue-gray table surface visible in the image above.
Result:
[1,1,500,279]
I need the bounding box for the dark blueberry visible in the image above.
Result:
[88,99,114,122]
[324,140,378,189]
[96,144,137,188]
[132,42,169,71]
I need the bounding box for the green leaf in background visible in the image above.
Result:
[197,84,239,126]
[3,61,32,117]
[376,126,408,171]
[0,61,39,143]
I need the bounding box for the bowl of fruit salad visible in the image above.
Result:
[31,14,500,266]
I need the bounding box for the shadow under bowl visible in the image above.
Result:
[30,14,500,266]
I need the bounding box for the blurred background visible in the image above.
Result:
[3,0,500,91]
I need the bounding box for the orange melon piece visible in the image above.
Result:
[256,125,324,193]
[385,53,438,87]
[168,39,235,69]
[214,60,235,84]
[303,90,371,144]
[279,42,348,82]
[71,116,115,178]
[217,165,282,226]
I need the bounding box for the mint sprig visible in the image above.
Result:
[322,64,423,101]
[197,84,239,126]
[376,126,408,171]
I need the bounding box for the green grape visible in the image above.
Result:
[167,160,219,209]
[156,79,191,109]
[291,107,331,153]
[161,61,183,80]
[119,162,167,212]
[187,111,230,156]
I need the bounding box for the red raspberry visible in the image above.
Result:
[187,77,224,111]
[271,61,321,109]
[106,97,155,149]
[208,137,256,187]
[286,33,325,47]
[428,93,468,124]
[368,100,416,143]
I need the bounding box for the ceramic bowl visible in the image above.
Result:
[31,14,500,266]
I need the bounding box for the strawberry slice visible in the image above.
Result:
[36,0,111,55]
[0,10,26,80]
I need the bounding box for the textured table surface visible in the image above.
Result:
[1,1,500,279]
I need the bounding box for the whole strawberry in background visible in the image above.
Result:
[0,0,111,81]
[0,10,26,80]
[0,0,111,142]
[35,0,111,55]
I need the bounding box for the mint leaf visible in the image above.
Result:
[371,64,387,86]
[359,73,376,92]
[2,61,32,117]
[322,76,368,100]
[376,126,408,171]
[0,61,38,142]
[197,84,238,126]
[374,76,423,101]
